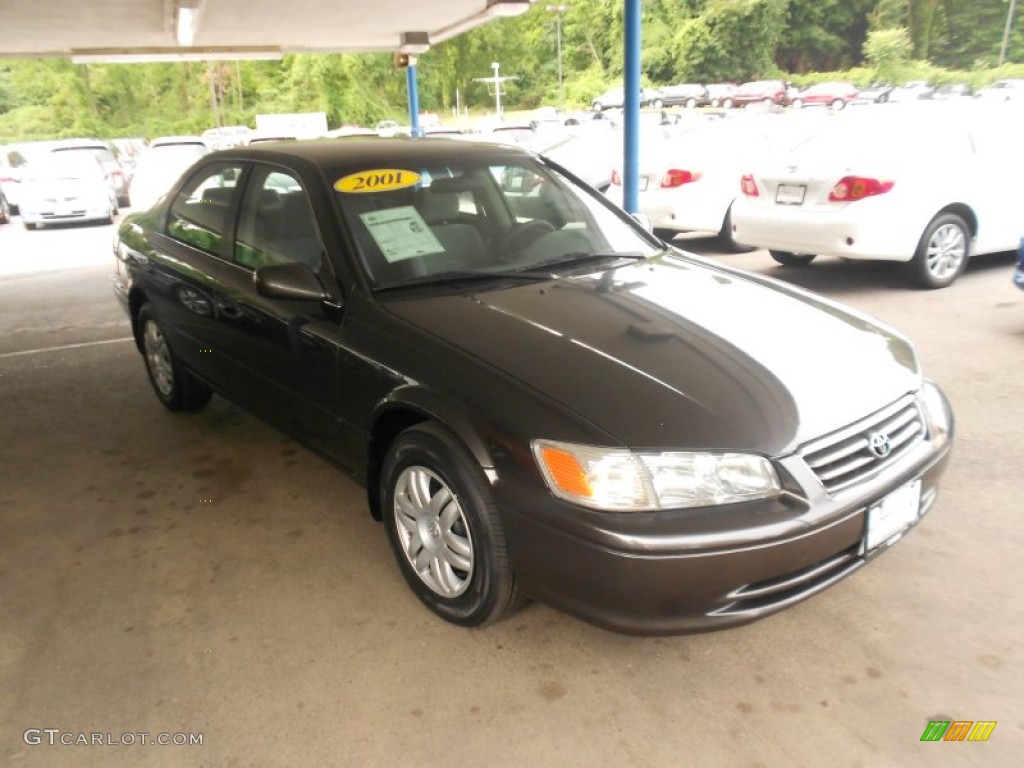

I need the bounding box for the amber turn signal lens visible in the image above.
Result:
[538,446,593,498]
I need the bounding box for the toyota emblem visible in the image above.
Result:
[867,432,892,458]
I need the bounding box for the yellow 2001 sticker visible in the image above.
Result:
[335,169,420,194]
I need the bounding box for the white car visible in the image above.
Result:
[731,102,1024,288]
[605,112,824,249]
[19,152,118,229]
[128,137,209,211]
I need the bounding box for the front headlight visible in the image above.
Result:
[532,439,780,512]
[920,380,953,447]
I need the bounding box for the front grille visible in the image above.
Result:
[800,395,926,494]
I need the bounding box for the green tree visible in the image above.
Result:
[864,27,914,81]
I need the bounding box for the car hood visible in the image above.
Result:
[384,254,921,455]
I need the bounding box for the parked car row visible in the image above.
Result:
[592,77,1024,115]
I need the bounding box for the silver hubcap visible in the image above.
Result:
[393,466,474,597]
[143,320,174,397]
[926,223,966,279]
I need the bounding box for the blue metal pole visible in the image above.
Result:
[407,64,422,137]
[623,0,641,213]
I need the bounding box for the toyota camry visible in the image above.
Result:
[112,138,953,634]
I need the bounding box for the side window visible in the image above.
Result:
[234,168,324,272]
[167,163,243,256]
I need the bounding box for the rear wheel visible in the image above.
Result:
[770,250,816,267]
[138,305,212,411]
[652,98,664,109]
[685,97,697,109]
[830,98,846,110]
[791,98,804,110]
[592,101,604,112]
[718,206,752,253]
[722,98,734,109]
[908,213,969,289]
[23,221,38,230]
[381,423,522,627]
[653,228,678,244]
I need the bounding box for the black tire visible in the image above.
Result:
[137,305,212,411]
[831,99,845,110]
[23,221,38,230]
[907,212,970,289]
[685,98,697,109]
[118,194,131,208]
[0,193,9,224]
[792,99,803,110]
[652,98,664,109]
[718,206,752,253]
[710,98,721,108]
[770,250,817,267]
[592,101,604,112]
[381,422,522,627]
[722,97,734,109]
[652,228,678,243]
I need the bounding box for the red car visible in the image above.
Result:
[791,82,860,110]
[728,80,791,108]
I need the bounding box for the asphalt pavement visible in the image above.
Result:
[1,217,1021,766]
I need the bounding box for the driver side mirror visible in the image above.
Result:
[254,263,329,302]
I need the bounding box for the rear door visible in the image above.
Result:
[143,160,247,387]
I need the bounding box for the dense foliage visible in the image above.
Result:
[0,0,1022,141]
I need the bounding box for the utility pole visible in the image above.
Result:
[546,4,568,108]
[473,63,517,123]
[1000,0,1019,66]
[492,62,501,119]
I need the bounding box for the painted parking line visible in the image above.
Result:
[0,337,134,359]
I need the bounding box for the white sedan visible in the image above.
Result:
[731,102,1024,288]
[606,112,823,250]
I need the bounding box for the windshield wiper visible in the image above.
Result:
[374,269,553,293]
[520,251,648,274]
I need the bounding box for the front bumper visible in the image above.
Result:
[497,423,952,635]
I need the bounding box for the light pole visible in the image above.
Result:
[1000,0,1019,66]
[546,4,568,108]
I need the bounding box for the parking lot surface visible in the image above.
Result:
[1,219,1021,766]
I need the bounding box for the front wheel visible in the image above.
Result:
[651,98,664,109]
[721,97,734,109]
[770,250,816,267]
[791,99,803,110]
[592,101,604,112]
[831,99,846,111]
[908,213,969,289]
[381,423,522,627]
[138,305,212,411]
[685,98,697,109]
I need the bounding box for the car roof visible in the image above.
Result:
[209,137,530,169]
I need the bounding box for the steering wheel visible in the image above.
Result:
[495,220,556,262]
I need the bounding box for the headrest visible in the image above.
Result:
[428,175,479,194]
[419,190,459,225]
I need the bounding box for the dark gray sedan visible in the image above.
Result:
[112,138,953,634]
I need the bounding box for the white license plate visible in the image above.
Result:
[865,480,922,551]
[775,184,806,205]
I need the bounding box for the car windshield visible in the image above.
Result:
[26,153,105,181]
[331,154,661,290]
